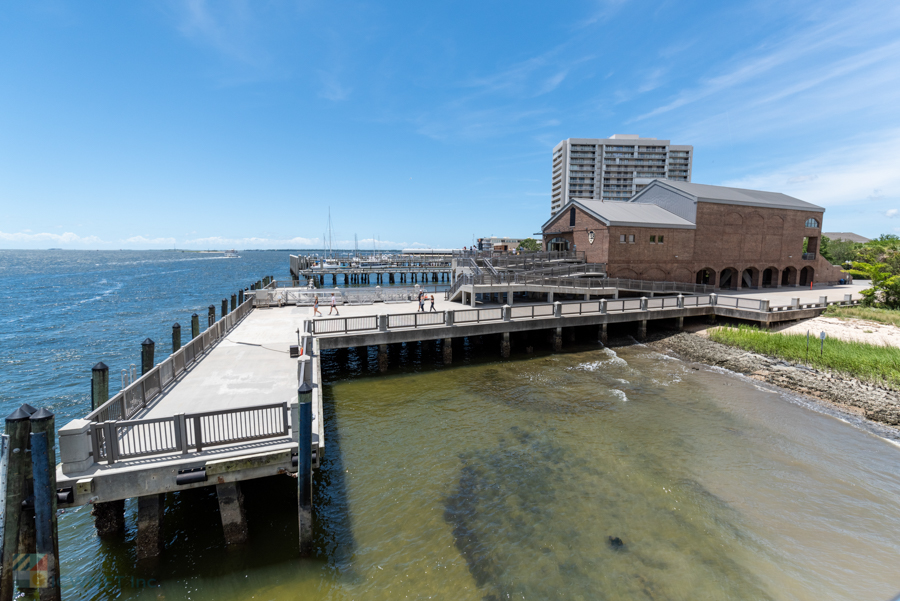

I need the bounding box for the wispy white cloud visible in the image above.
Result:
[634,3,900,123]
[318,70,350,101]
[722,129,900,208]
[123,236,177,246]
[0,231,105,245]
[886,209,899,218]
[183,235,320,248]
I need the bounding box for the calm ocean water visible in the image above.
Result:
[2,250,900,600]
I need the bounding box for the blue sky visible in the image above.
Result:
[2,0,899,249]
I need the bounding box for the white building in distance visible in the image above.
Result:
[551,135,693,215]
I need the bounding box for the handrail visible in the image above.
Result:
[87,296,255,423]
[90,401,291,464]
[309,294,858,336]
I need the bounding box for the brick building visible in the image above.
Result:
[541,180,844,288]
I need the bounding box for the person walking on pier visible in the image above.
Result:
[418,291,425,312]
[429,294,436,312]
[313,295,322,317]
[329,293,340,316]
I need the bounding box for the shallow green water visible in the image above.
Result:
[59,342,900,600]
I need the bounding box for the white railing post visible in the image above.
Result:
[759,300,770,312]
[378,314,388,332]
[600,299,607,314]
[843,294,852,305]
[445,310,454,326]
[791,298,800,310]
[640,297,648,311]
[553,301,562,318]
[677,294,684,309]
[818,296,828,307]
[502,305,511,322]
[709,293,717,307]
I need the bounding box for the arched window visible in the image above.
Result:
[569,207,576,226]
[805,217,819,228]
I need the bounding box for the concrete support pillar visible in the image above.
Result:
[843,294,852,304]
[501,332,510,358]
[136,494,166,559]
[377,344,388,373]
[548,291,554,304]
[442,339,452,364]
[638,320,647,340]
[508,290,514,305]
[91,500,126,536]
[552,327,562,352]
[470,291,476,308]
[818,296,828,307]
[216,482,248,545]
[599,323,608,344]
[676,316,684,331]
[791,297,800,309]
[584,293,590,301]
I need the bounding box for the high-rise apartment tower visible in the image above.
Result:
[551,135,693,215]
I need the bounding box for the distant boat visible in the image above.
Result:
[223,249,240,258]
[47,248,62,251]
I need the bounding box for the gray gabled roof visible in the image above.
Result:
[636,180,825,212]
[542,199,695,230]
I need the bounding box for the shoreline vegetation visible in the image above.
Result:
[824,304,900,327]
[645,331,900,430]
[708,324,900,389]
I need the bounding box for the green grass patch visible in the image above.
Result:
[823,305,900,328]
[708,325,900,389]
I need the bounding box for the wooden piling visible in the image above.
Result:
[297,387,313,556]
[208,305,215,328]
[501,332,510,358]
[1,407,31,600]
[599,323,608,345]
[30,408,61,600]
[191,313,200,339]
[231,294,236,312]
[141,338,155,376]
[172,323,181,353]
[90,362,109,411]
[638,320,647,340]
[221,299,228,318]
[552,327,562,352]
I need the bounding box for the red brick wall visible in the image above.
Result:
[543,202,845,287]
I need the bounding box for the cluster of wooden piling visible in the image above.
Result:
[1,405,62,601]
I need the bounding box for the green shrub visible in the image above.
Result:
[708,325,900,389]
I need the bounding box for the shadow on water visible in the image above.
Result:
[442,422,777,601]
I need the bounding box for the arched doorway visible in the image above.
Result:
[781,266,797,286]
[696,268,715,286]
[718,267,738,289]
[546,237,569,252]
[799,266,815,286]
[761,267,778,287]
[741,267,760,289]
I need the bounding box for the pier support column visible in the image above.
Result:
[552,327,562,352]
[470,291,476,308]
[638,320,647,340]
[136,494,166,559]
[442,339,452,364]
[548,291,554,304]
[296,392,313,556]
[377,344,388,373]
[91,500,126,536]
[599,323,608,345]
[501,332,510,358]
[216,482,248,545]
[676,316,684,331]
